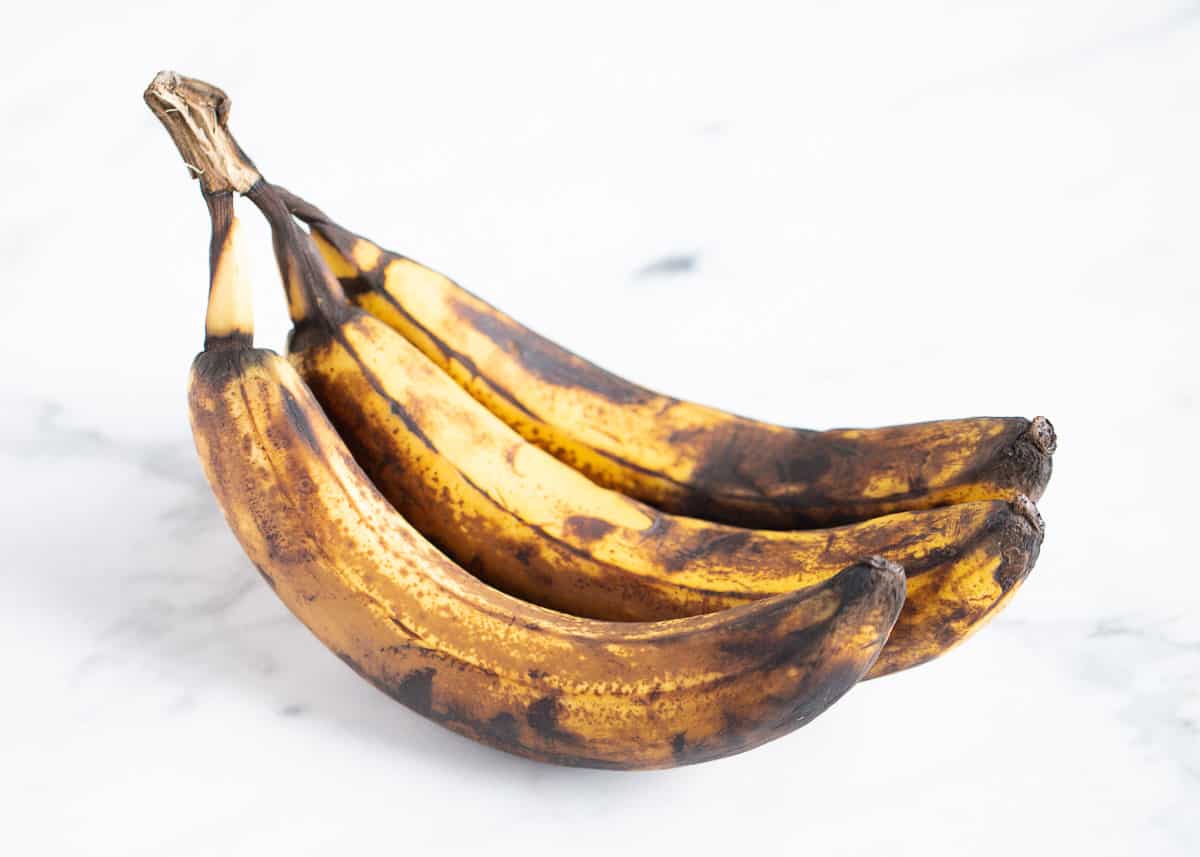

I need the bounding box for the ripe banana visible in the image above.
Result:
[180,191,905,769]
[276,187,1056,530]
[247,181,1043,679]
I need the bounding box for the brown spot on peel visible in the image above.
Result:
[526,696,582,746]
[562,515,617,542]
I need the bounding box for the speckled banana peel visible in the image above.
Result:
[275,187,1056,531]
[149,72,907,769]
[248,182,1043,679]
[191,200,906,771]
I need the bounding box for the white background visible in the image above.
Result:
[2,1,1198,854]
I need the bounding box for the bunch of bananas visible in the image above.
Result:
[146,72,1053,770]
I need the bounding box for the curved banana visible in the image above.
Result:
[276,187,1055,530]
[183,191,906,769]
[251,183,1042,679]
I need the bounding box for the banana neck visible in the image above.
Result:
[203,192,254,351]
[271,185,383,296]
[246,181,354,339]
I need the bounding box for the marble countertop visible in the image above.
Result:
[3,2,1197,854]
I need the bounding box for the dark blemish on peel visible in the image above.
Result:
[671,732,687,760]
[787,661,864,728]
[526,696,581,745]
[563,515,617,543]
[773,447,833,486]
[280,387,320,451]
[484,712,520,745]
[392,668,436,717]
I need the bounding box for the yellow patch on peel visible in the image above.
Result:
[507,444,655,532]
[206,216,253,338]
[285,267,312,323]
[352,239,384,272]
[311,231,359,279]
[383,257,442,296]
[860,473,910,500]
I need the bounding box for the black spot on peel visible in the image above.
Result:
[391,668,436,718]
[528,669,548,680]
[526,696,581,745]
[671,732,687,760]
[280,387,321,452]
[330,273,370,299]
[483,712,520,745]
[563,515,616,543]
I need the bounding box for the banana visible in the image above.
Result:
[277,187,1055,531]
[150,71,907,769]
[245,180,1042,679]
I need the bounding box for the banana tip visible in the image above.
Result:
[1027,416,1057,455]
[1010,494,1044,534]
[864,555,904,577]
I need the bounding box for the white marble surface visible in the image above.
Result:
[3,2,1198,854]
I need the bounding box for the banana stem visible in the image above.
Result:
[203,192,254,349]
[144,70,349,336]
[246,182,351,329]
[145,71,261,350]
[144,71,261,196]
[271,185,370,279]
[271,185,334,227]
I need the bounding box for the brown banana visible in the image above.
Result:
[150,71,908,769]
[276,187,1056,530]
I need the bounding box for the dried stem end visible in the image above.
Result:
[144,71,261,195]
